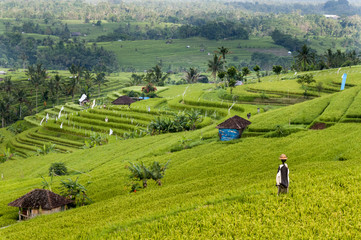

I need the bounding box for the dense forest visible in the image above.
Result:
[0,0,361,71]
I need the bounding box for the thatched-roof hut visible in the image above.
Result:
[8,189,72,220]
[112,95,135,106]
[216,115,251,141]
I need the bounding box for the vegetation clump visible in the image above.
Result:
[49,162,68,176]
[128,161,169,191]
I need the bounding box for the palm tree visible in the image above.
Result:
[144,65,169,86]
[66,77,81,102]
[207,54,224,81]
[295,44,314,71]
[26,64,47,113]
[149,161,169,186]
[68,64,84,82]
[2,76,13,97]
[128,162,152,188]
[0,100,6,128]
[216,46,230,60]
[93,72,108,97]
[60,177,91,207]
[53,74,63,105]
[183,67,199,84]
[13,88,28,119]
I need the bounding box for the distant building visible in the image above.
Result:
[324,15,340,20]
[216,115,251,141]
[8,189,72,220]
[71,32,82,37]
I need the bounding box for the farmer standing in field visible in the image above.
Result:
[276,154,289,195]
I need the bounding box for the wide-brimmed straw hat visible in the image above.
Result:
[279,154,288,160]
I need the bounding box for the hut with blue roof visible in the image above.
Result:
[216,115,251,141]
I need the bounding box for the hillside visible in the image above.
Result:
[1,66,361,238]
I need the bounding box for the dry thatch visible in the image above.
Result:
[216,115,251,130]
[111,95,135,105]
[8,189,72,210]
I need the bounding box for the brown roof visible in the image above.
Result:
[111,95,135,105]
[8,189,72,210]
[216,115,251,130]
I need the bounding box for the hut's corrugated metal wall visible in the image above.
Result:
[218,128,240,141]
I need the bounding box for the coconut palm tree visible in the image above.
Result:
[93,72,108,97]
[2,76,13,97]
[295,44,314,71]
[66,77,81,102]
[13,88,28,119]
[207,54,224,81]
[183,67,199,84]
[53,74,63,105]
[0,100,6,128]
[26,64,47,113]
[216,46,230,60]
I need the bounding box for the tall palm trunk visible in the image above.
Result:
[1,117,4,128]
[35,87,38,113]
[19,104,22,119]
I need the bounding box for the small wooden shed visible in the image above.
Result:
[112,95,135,106]
[8,189,72,220]
[216,115,251,141]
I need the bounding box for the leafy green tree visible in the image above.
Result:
[26,64,47,113]
[272,65,283,75]
[241,67,250,83]
[253,65,261,82]
[297,73,316,98]
[60,177,92,206]
[207,54,223,81]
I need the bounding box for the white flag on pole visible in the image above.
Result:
[337,68,341,74]
[40,117,45,126]
[60,122,63,129]
[109,129,113,135]
[46,113,49,120]
[91,99,96,109]
[58,106,64,119]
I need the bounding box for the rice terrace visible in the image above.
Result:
[2,0,361,239]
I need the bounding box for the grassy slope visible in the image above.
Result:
[2,67,361,238]
[98,37,285,71]
[1,122,361,238]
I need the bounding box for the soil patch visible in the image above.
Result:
[310,122,326,130]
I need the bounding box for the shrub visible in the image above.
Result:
[49,162,68,176]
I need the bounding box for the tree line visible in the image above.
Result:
[0,32,119,72]
[0,64,108,127]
